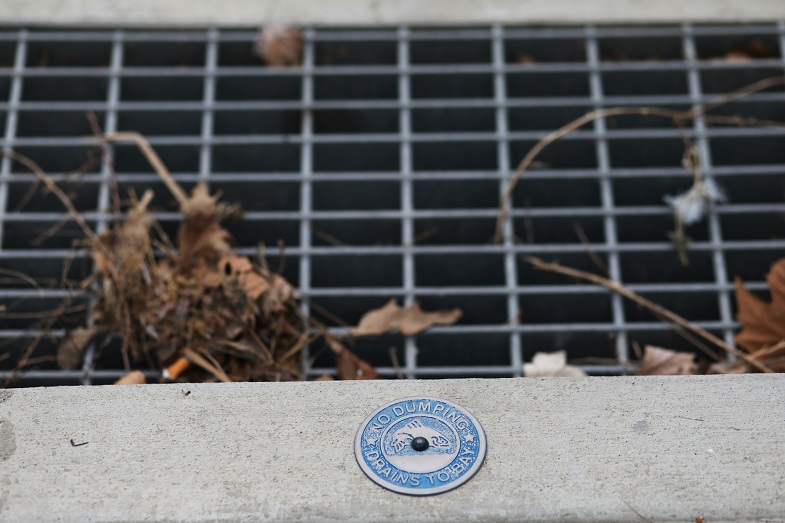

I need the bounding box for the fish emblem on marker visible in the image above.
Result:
[355,397,487,496]
[388,419,453,454]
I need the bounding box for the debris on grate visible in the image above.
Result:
[50,134,340,383]
[731,258,785,373]
[254,25,303,67]
[5,133,462,385]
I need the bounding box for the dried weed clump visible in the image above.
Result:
[61,185,307,382]
[55,133,347,383]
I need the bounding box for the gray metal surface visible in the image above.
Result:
[1,25,785,385]
[0,376,784,522]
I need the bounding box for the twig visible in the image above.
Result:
[523,255,773,373]
[496,106,680,241]
[12,154,99,214]
[522,199,534,244]
[0,150,100,245]
[87,111,122,224]
[102,132,188,206]
[649,310,722,362]
[413,226,439,245]
[277,329,320,365]
[310,224,348,246]
[0,267,43,294]
[573,222,608,276]
[496,75,785,242]
[3,298,73,386]
[389,347,405,379]
[276,239,286,275]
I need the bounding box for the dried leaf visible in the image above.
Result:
[94,191,153,273]
[178,184,230,269]
[58,326,101,370]
[523,351,587,377]
[708,360,750,374]
[115,370,146,385]
[351,299,462,337]
[735,260,785,351]
[327,337,378,380]
[254,25,303,67]
[636,345,695,376]
[201,254,270,300]
[723,39,776,61]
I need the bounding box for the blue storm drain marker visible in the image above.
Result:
[355,397,487,495]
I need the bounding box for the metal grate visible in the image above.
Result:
[1,24,785,386]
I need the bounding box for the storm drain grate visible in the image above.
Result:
[1,24,785,386]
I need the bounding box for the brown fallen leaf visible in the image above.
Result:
[254,25,303,67]
[723,38,777,61]
[523,351,587,377]
[734,259,785,371]
[351,299,462,337]
[708,359,749,374]
[636,345,695,376]
[92,190,154,277]
[200,254,270,301]
[327,336,378,380]
[115,370,146,385]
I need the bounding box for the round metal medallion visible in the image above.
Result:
[354,397,487,496]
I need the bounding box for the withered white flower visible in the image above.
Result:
[664,178,726,226]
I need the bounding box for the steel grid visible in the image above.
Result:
[1,24,785,385]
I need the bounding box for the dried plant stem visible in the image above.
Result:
[1,149,101,245]
[572,222,608,276]
[0,150,130,372]
[523,255,774,373]
[0,267,42,293]
[87,111,122,223]
[389,347,405,379]
[103,132,188,206]
[495,76,785,242]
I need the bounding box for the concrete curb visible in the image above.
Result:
[0,375,783,522]
[1,0,785,27]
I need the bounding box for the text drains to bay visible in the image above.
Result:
[355,397,487,495]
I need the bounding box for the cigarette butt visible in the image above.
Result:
[115,370,146,385]
[163,356,191,380]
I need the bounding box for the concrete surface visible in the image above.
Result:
[0,375,784,522]
[1,0,785,27]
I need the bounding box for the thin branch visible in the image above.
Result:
[522,255,774,373]
[573,222,608,276]
[496,75,785,242]
[102,132,188,206]
[87,111,122,224]
[389,347,405,380]
[0,150,101,245]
